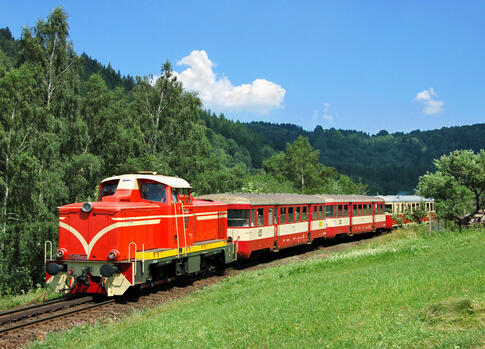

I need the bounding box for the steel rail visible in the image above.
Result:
[0,299,115,335]
[0,296,95,326]
[0,295,77,317]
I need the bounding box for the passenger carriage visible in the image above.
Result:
[315,195,387,237]
[377,195,435,227]
[197,194,327,259]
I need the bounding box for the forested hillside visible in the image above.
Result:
[244,122,485,194]
[0,8,363,294]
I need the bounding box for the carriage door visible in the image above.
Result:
[269,206,277,251]
[372,203,376,231]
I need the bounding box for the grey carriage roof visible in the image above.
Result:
[197,193,384,205]
[377,195,434,203]
[196,193,328,205]
[315,194,384,203]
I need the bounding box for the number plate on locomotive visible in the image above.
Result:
[69,254,87,260]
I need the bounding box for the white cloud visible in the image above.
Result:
[414,88,445,115]
[322,102,333,122]
[173,50,285,114]
[313,102,335,123]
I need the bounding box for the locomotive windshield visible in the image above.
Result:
[140,182,167,202]
[227,209,250,227]
[100,181,118,199]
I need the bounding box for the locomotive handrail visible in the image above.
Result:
[181,202,187,256]
[44,241,52,264]
[173,201,180,258]
[141,244,145,275]
[128,242,137,275]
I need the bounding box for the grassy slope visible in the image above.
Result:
[31,228,485,348]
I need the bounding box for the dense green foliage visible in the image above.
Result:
[245,122,485,194]
[417,149,485,225]
[31,227,485,348]
[0,8,363,295]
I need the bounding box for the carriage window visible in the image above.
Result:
[338,205,343,217]
[268,208,273,225]
[257,208,264,226]
[353,204,357,216]
[358,204,362,215]
[344,205,348,216]
[295,207,301,222]
[319,206,323,219]
[280,207,287,224]
[288,207,294,223]
[100,181,118,199]
[172,189,178,203]
[251,209,255,227]
[325,205,334,218]
[312,206,317,220]
[140,182,166,202]
[227,210,250,227]
[302,206,307,220]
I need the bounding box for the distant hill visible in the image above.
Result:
[245,122,485,194]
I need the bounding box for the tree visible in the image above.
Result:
[263,136,367,194]
[18,7,77,110]
[417,149,485,225]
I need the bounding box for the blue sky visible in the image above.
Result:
[2,1,484,134]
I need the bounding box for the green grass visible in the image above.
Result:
[0,286,58,311]
[31,227,485,348]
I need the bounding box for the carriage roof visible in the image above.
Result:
[197,193,327,205]
[315,194,384,203]
[377,195,434,203]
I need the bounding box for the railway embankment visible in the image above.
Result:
[29,227,485,348]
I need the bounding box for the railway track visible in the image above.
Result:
[0,295,114,335]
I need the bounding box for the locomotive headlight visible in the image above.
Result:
[81,201,93,213]
[56,248,67,259]
[107,249,119,260]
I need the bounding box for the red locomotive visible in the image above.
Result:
[45,173,234,296]
[45,173,396,296]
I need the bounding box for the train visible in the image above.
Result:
[44,173,434,297]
